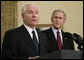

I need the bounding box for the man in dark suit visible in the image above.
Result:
[42,9,75,53]
[2,3,48,59]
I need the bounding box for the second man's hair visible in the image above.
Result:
[51,9,66,20]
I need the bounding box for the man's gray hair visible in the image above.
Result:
[21,3,39,15]
[51,9,66,20]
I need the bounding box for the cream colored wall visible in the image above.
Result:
[17,1,83,50]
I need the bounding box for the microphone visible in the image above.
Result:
[64,32,83,50]
[64,32,73,39]
[72,33,83,46]
[72,33,83,50]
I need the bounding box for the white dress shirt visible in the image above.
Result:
[23,24,39,43]
[52,26,63,45]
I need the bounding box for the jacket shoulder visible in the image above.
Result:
[5,25,24,33]
[41,28,52,33]
[5,27,19,33]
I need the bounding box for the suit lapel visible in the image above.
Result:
[36,28,41,51]
[49,28,58,45]
[36,28,46,55]
[48,28,59,50]
[19,25,36,51]
[62,31,69,49]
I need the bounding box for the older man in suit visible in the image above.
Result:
[2,3,48,59]
[42,9,75,53]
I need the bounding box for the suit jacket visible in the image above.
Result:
[2,25,48,59]
[42,27,75,53]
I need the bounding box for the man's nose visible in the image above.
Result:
[32,13,36,18]
[56,18,60,21]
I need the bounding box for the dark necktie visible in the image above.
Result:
[57,31,62,50]
[32,30,39,52]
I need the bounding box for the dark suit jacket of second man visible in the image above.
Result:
[42,27,75,53]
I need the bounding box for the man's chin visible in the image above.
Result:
[54,26,61,29]
[32,24,37,27]
[54,26,60,28]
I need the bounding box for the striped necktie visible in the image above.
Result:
[32,30,39,52]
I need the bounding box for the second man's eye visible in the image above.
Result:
[54,17,58,19]
[59,17,62,19]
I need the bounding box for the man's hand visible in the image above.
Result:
[29,56,40,59]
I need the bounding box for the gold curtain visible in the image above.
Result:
[1,1,17,47]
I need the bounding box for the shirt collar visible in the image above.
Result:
[23,24,36,33]
[52,26,62,33]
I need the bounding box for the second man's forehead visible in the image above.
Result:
[54,12,64,16]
